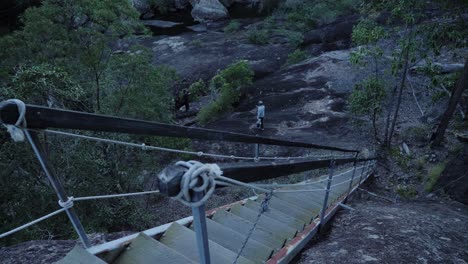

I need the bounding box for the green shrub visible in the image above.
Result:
[349,77,386,116]
[197,61,253,124]
[388,147,412,171]
[248,29,269,45]
[187,79,207,101]
[415,157,426,171]
[279,0,360,31]
[224,20,241,34]
[276,29,304,47]
[396,185,417,199]
[425,163,446,192]
[189,39,203,47]
[286,49,307,65]
[404,126,429,143]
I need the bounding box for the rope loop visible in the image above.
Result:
[58,196,75,209]
[1,99,27,142]
[174,161,222,207]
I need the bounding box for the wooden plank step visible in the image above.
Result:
[300,182,347,200]
[260,195,313,223]
[56,245,106,264]
[229,204,298,239]
[113,233,195,264]
[159,222,255,264]
[243,199,306,230]
[273,190,324,209]
[211,210,286,250]
[190,218,273,263]
[272,192,322,218]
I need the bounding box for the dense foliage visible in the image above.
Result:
[349,0,468,146]
[197,61,254,124]
[0,0,184,246]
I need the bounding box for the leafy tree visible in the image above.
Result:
[197,61,253,124]
[349,77,386,142]
[102,48,177,122]
[350,0,467,148]
[0,0,144,110]
[8,64,84,106]
[0,0,184,246]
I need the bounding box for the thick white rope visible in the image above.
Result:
[174,161,221,207]
[58,197,74,209]
[34,129,353,162]
[73,190,160,202]
[0,190,162,240]
[0,208,67,239]
[1,99,27,142]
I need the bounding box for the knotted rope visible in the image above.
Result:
[58,196,75,209]
[174,160,222,207]
[0,99,27,142]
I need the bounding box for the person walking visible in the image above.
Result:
[182,89,190,112]
[257,101,265,130]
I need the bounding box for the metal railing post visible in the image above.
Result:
[345,153,359,202]
[24,130,91,248]
[320,160,335,227]
[191,192,211,264]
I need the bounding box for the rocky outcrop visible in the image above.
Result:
[302,15,359,49]
[191,0,229,22]
[296,199,468,264]
[175,0,191,9]
[434,144,468,204]
[130,0,151,15]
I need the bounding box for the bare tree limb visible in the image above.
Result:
[407,76,425,116]
[410,62,465,75]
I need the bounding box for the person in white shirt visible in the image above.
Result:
[257,101,265,130]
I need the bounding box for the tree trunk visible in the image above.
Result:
[95,75,101,112]
[431,59,468,146]
[383,85,397,145]
[372,108,380,143]
[387,43,411,147]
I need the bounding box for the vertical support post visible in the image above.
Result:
[24,130,91,248]
[345,153,359,203]
[191,192,211,264]
[320,160,335,227]
[254,144,260,160]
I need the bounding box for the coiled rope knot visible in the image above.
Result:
[174,161,222,208]
[58,196,74,209]
[0,99,27,142]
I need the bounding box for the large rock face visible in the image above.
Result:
[434,144,468,204]
[296,199,468,264]
[191,0,229,22]
[130,0,151,15]
[175,0,190,9]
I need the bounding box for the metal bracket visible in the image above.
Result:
[339,203,355,211]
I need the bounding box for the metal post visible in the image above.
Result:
[345,153,359,202]
[24,130,91,248]
[254,144,259,160]
[320,160,335,227]
[191,192,211,264]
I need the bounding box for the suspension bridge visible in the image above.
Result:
[0,99,377,264]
